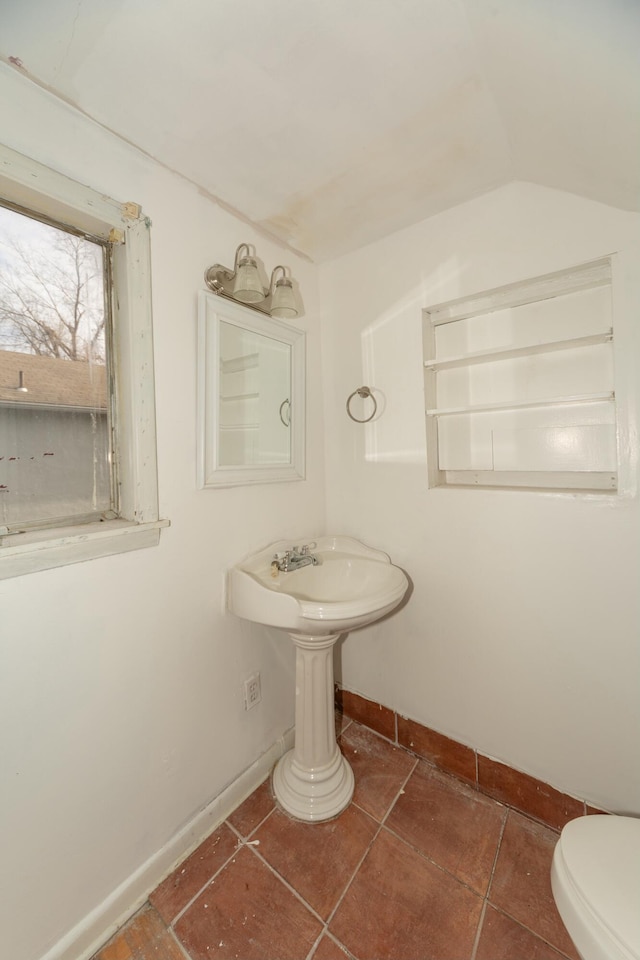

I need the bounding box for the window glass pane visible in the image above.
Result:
[0,204,112,527]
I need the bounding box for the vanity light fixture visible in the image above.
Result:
[204,243,300,319]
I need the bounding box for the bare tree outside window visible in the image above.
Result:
[0,203,113,528]
[0,205,106,362]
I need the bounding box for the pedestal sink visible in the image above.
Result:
[228,536,408,822]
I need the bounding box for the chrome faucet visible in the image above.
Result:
[271,543,320,574]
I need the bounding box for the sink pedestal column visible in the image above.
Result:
[273,632,354,821]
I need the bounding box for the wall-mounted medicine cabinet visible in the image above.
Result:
[198,293,305,487]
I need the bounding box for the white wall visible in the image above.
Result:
[320,181,640,816]
[0,66,325,960]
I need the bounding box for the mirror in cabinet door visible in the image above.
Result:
[198,293,305,487]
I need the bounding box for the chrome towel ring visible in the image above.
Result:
[346,386,377,423]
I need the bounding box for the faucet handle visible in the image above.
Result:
[271,550,291,575]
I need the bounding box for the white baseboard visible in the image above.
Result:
[40,728,294,960]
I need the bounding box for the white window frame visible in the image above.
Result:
[0,144,168,579]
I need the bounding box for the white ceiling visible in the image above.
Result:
[1,0,639,261]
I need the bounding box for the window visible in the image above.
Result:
[423,258,617,492]
[0,204,113,526]
[0,144,167,578]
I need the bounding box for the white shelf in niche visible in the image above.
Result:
[427,391,615,418]
[426,257,612,325]
[422,257,617,492]
[423,330,612,371]
[443,470,617,491]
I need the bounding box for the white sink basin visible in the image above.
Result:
[228,535,408,636]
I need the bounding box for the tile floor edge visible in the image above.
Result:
[44,727,295,960]
[334,684,600,830]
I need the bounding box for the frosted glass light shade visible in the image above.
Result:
[233,257,265,303]
[271,278,298,319]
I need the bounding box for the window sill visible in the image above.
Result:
[0,517,170,580]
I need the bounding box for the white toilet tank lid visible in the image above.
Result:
[558,815,640,958]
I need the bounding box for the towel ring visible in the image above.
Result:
[346,386,377,423]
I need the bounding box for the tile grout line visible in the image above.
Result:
[168,924,195,960]
[485,806,510,904]
[305,929,326,960]
[321,754,420,939]
[487,903,579,960]
[469,900,489,960]
[379,755,420,827]
[167,812,276,930]
[233,793,366,930]
[244,841,328,927]
[475,805,577,959]
[379,815,502,902]
[169,814,332,957]
[307,929,356,960]
[469,807,509,960]
[339,715,354,736]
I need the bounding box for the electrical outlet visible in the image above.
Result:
[243,673,261,710]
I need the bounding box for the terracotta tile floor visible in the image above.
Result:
[93,718,580,960]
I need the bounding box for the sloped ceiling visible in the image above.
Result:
[1,0,638,261]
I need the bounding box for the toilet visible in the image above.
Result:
[551,815,640,960]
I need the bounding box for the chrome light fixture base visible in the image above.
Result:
[204,243,300,320]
